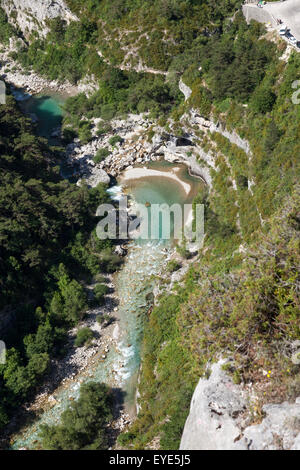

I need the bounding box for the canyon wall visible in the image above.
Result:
[180,360,300,450]
[1,0,78,37]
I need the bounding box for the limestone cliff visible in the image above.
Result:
[180,360,300,450]
[1,0,77,37]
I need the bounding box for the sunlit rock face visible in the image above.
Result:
[2,0,78,37]
[180,360,300,450]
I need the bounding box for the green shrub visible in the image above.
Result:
[108,135,123,147]
[96,124,112,136]
[74,327,94,347]
[176,242,190,259]
[40,382,113,449]
[93,283,109,305]
[96,313,111,326]
[78,121,92,144]
[94,148,111,163]
[251,87,277,113]
[62,127,77,143]
[167,260,181,273]
[0,7,17,44]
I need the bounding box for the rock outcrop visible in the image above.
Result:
[180,360,247,450]
[242,400,300,450]
[186,109,253,158]
[179,79,192,102]
[0,39,79,95]
[2,0,78,37]
[66,113,214,188]
[180,360,300,450]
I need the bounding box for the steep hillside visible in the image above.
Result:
[1,0,77,37]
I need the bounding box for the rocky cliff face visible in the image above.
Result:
[1,0,78,37]
[242,4,276,28]
[180,360,300,450]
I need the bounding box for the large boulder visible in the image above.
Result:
[77,169,110,188]
[180,360,247,450]
[243,400,300,450]
[180,359,300,450]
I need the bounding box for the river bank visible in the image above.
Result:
[120,166,192,196]
[1,273,131,448]
[66,112,210,190]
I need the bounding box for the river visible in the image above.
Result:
[10,92,202,449]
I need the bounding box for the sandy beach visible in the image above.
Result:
[120,166,192,196]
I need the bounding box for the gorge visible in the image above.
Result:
[0,0,299,451]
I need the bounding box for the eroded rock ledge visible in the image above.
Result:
[180,360,300,450]
[67,113,216,188]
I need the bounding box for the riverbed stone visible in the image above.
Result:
[77,170,110,187]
